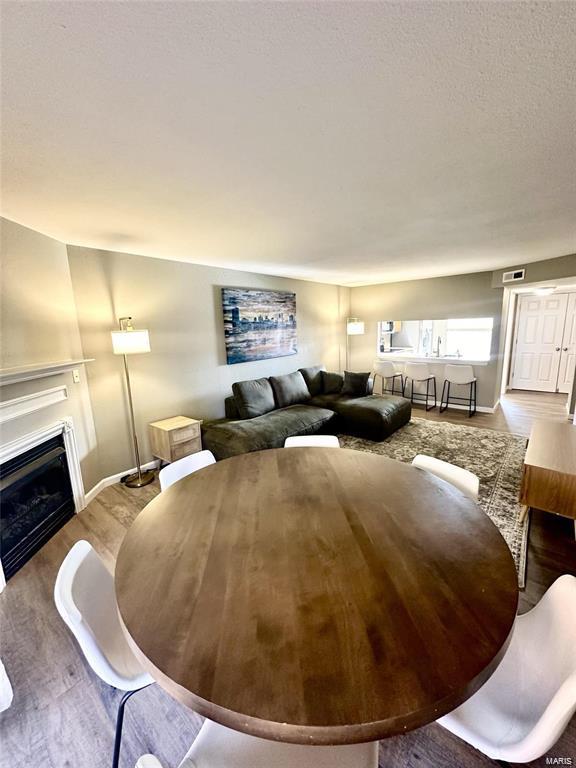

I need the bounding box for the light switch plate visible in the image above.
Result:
[72,369,80,383]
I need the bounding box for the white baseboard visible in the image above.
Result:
[84,460,157,506]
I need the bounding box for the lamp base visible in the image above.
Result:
[123,470,155,488]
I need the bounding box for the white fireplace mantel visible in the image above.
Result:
[0,386,68,425]
[0,359,94,387]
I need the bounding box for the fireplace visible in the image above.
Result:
[0,434,75,581]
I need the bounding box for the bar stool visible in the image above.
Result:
[440,364,477,417]
[404,362,437,411]
[373,360,404,396]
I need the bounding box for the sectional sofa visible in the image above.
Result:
[201,366,411,460]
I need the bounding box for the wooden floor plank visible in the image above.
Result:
[1,390,575,767]
[412,389,569,438]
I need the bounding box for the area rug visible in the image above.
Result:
[339,418,530,587]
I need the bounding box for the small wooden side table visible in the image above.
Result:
[148,416,202,464]
[519,420,576,532]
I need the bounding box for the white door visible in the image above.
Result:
[558,293,576,394]
[511,293,568,391]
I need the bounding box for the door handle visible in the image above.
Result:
[563,347,568,351]
[555,347,561,351]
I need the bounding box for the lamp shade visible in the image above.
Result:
[346,318,365,336]
[111,329,150,355]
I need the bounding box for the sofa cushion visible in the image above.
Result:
[232,378,276,419]
[308,393,351,409]
[299,365,325,396]
[201,405,335,460]
[341,371,371,397]
[322,371,344,394]
[269,371,311,408]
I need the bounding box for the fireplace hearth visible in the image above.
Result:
[0,434,75,581]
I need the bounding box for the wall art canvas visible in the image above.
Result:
[222,288,297,364]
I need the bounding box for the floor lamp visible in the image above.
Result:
[346,317,365,371]
[111,317,155,488]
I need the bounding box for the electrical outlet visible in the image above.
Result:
[72,369,80,384]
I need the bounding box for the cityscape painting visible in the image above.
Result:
[222,288,297,364]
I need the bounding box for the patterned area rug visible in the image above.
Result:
[339,418,530,587]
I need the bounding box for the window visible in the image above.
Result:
[445,318,493,360]
[377,318,493,361]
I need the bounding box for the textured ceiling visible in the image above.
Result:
[1,1,575,286]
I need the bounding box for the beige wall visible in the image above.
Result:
[491,253,576,288]
[0,219,100,489]
[67,246,348,479]
[0,220,85,367]
[349,271,504,409]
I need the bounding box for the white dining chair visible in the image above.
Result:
[284,435,340,448]
[438,574,576,765]
[412,454,479,501]
[54,540,154,768]
[159,450,216,491]
[373,360,404,396]
[440,364,477,417]
[404,362,437,410]
[136,719,378,768]
[0,658,13,713]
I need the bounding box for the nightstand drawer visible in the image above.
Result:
[171,423,201,444]
[172,436,202,460]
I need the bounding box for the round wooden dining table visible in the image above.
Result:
[115,447,518,745]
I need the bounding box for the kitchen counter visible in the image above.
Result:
[376,353,489,366]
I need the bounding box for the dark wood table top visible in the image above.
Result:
[115,448,518,745]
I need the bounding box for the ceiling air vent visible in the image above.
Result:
[502,269,525,283]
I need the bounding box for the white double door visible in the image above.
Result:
[511,292,576,393]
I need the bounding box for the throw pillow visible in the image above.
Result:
[341,371,371,396]
[322,371,344,394]
[232,378,276,419]
[298,365,325,396]
[269,371,311,409]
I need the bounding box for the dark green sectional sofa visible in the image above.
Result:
[201,366,411,460]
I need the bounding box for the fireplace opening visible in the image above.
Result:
[0,434,75,581]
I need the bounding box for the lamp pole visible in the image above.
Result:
[117,317,155,488]
[346,328,350,371]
